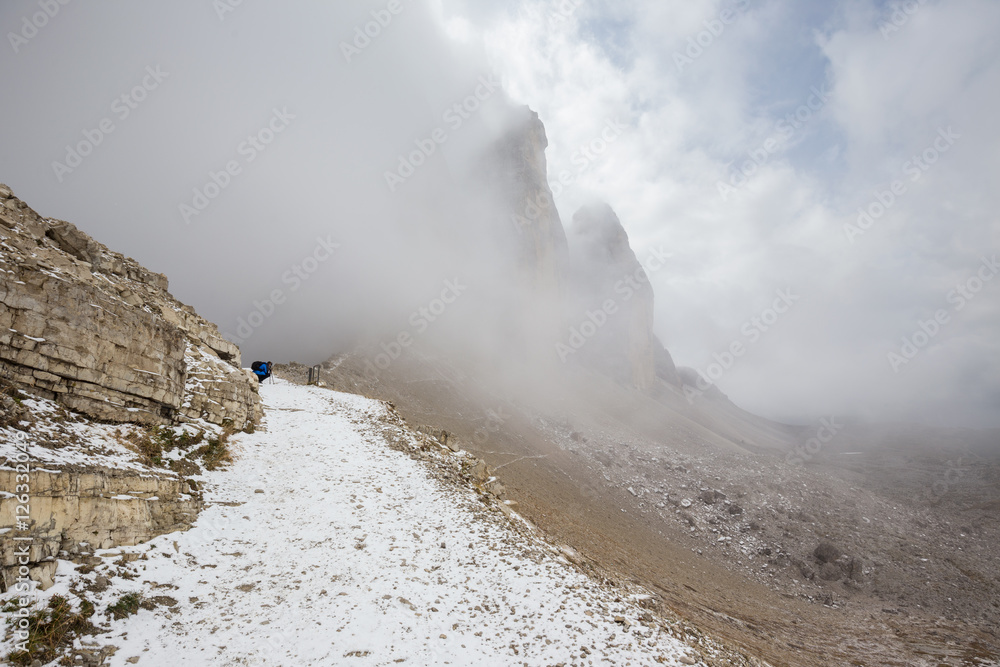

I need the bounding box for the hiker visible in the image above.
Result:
[251,361,272,383]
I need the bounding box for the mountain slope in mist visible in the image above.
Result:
[300,103,1000,667]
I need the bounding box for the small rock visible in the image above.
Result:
[469,459,489,482]
[254,489,265,494]
[795,559,816,580]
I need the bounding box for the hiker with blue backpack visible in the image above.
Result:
[251,361,272,383]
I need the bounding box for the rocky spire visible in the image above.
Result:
[490,106,569,299]
[566,202,678,390]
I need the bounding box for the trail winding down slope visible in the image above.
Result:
[87,381,713,666]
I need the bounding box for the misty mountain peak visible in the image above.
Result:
[568,201,639,269]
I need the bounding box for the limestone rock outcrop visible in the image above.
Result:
[0,467,199,591]
[0,184,261,428]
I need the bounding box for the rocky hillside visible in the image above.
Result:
[310,107,999,665]
[0,184,261,429]
[1,184,261,599]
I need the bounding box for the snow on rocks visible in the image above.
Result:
[9,380,706,666]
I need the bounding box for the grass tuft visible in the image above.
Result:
[4,595,95,666]
[189,421,236,471]
[106,592,143,620]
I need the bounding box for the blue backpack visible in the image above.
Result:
[251,361,271,381]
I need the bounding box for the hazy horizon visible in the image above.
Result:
[1,0,998,429]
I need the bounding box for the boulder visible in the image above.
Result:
[699,489,726,505]
[814,541,843,564]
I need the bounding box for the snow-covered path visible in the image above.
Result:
[94,381,698,666]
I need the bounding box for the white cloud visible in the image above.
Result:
[1,0,995,427]
[463,0,1000,426]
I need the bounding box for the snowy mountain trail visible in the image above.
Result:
[60,380,708,666]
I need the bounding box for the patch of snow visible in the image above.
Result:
[3,380,699,666]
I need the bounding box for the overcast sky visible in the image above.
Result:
[1,0,998,428]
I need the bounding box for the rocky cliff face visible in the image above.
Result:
[493,107,569,301]
[0,184,261,428]
[477,109,681,391]
[566,202,677,390]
